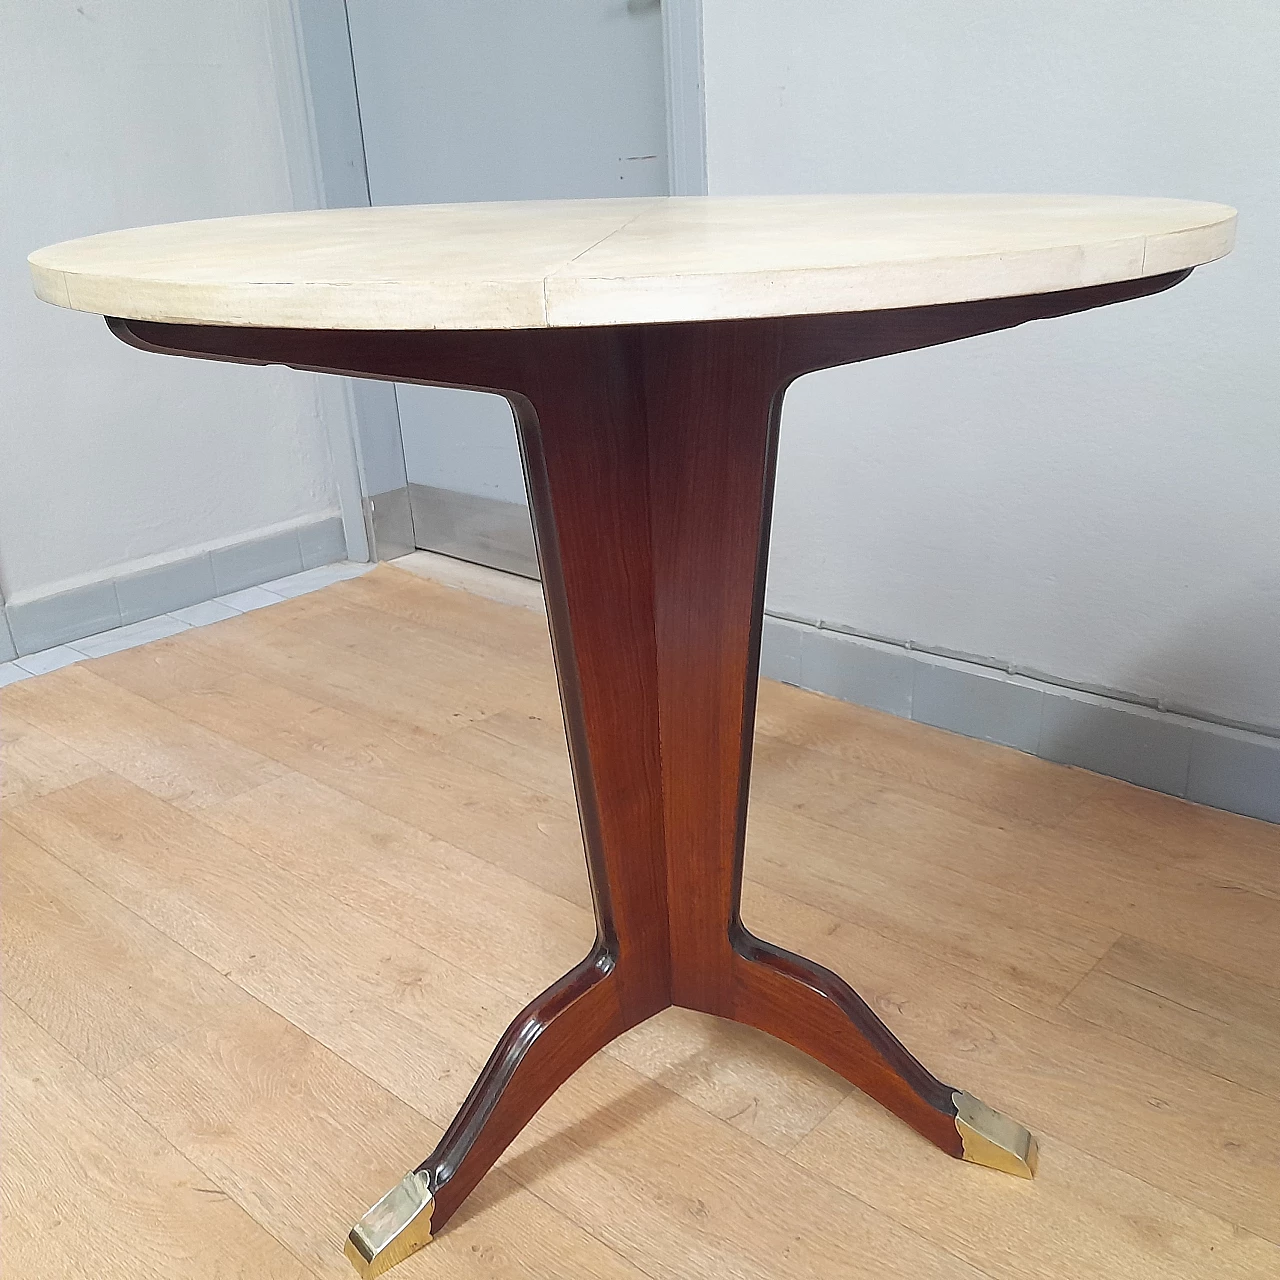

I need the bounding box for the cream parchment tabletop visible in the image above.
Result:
[29,193,1235,331]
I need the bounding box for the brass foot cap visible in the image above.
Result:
[345,1170,435,1278]
[953,1091,1038,1179]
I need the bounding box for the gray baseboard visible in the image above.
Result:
[408,483,539,579]
[760,616,1280,825]
[4,514,347,656]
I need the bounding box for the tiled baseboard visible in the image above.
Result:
[3,514,348,657]
[761,615,1280,826]
[0,560,374,689]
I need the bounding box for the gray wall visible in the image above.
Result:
[703,0,1280,736]
[0,0,357,645]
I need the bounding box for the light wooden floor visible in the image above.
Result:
[3,564,1279,1280]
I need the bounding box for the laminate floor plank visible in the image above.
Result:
[752,678,1111,826]
[1061,936,1280,1099]
[2,663,286,812]
[745,798,1119,1013]
[1,822,254,1077]
[329,567,550,655]
[744,732,1280,991]
[2,997,318,1280]
[272,599,561,721]
[1051,782,1280,899]
[87,642,592,910]
[444,710,1118,1015]
[197,771,853,1154]
[495,1050,987,1280]
[1,710,105,808]
[6,775,521,1127]
[790,1085,1280,1280]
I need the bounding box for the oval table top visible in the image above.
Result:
[29,194,1234,332]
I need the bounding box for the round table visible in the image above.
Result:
[30,194,1236,1278]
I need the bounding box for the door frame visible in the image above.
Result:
[288,0,708,563]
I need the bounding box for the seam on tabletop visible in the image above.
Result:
[537,237,1160,308]
[540,198,666,316]
[557,199,665,270]
[546,226,1157,286]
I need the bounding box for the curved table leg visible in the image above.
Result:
[346,949,640,1277]
[728,928,1036,1175]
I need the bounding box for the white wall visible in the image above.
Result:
[703,0,1280,732]
[0,0,342,606]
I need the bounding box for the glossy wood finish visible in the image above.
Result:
[108,268,1189,1234]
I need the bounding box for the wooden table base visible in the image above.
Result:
[110,270,1186,1277]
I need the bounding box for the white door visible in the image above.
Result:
[345,0,669,575]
